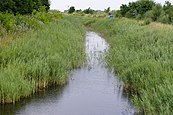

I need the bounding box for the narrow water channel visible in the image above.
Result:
[1,32,135,115]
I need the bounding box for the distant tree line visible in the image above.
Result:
[0,0,50,14]
[68,6,95,14]
[68,6,113,15]
[116,0,173,24]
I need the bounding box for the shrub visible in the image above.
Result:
[115,10,122,18]
[143,19,151,25]
[136,14,143,20]
[32,7,51,24]
[0,7,63,35]
[125,10,135,18]
[157,13,170,24]
[0,12,16,32]
[68,6,75,14]
[144,10,154,21]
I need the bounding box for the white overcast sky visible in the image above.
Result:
[50,0,173,11]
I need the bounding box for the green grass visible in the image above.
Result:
[0,17,85,104]
[86,17,173,114]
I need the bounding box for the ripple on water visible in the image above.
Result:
[1,32,135,115]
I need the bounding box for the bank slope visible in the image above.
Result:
[86,18,173,114]
[0,17,85,104]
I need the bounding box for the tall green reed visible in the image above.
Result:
[86,17,173,114]
[0,17,85,103]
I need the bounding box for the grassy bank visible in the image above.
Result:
[85,17,173,114]
[0,17,85,104]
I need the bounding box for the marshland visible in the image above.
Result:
[1,0,173,115]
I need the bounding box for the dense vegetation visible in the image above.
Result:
[67,1,173,113]
[0,0,50,14]
[0,16,85,103]
[67,6,98,15]
[116,0,173,24]
[84,17,173,114]
[0,0,85,104]
[1,1,173,114]
[0,0,86,105]
[0,7,63,37]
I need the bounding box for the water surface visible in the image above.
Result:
[1,32,135,115]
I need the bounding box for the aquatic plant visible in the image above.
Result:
[0,17,85,103]
[87,17,173,114]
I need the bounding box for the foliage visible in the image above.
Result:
[32,6,51,24]
[120,4,129,17]
[119,0,155,18]
[83,7,94,14]
[68,6,75,14]
[151,3,163,21]
[0,9,63,37]
[157,12,170,24]
[143,18,151,25]
[117,0,173,24]
[0,12,16,32]
[0,0,50,14]
[115,10,122,18]
[163,1,173,23]
[104,7,110,14]
[0,17,85,103]
[86,17,173,114]
[42,0,50,11]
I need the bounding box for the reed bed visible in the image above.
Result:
[87,18,173,114]
[0,17,85,104]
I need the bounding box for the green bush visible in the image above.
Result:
[32,7,51,24]
[157,13,170,24]
[0,12,16,32]
[143,19,151,25]
[0,8,63,37]
[144,10,154,21]
[15,15,41,31]
[125,10,135,18]
[115,10,122,18]
[136,14,142,20]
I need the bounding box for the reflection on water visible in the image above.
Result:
[0,86,65,115]
[1,32,135,115]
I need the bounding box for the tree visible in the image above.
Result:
[136,0,155,15]
[115,10,122,18]
[42,0,50,11]
[0,0,50,14]
[120,4,129,16]
[0,0,15,13]
[151,3,163,21]
[68,6,75,14]
[12,0,33,14]
[163,1,172,9]
[76,9,82,13]
[104,7,110,13]
[83,7,94,14]
[119,0,155,18]
[163,1,173,22]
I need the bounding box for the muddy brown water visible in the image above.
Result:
[0,32,135,115]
